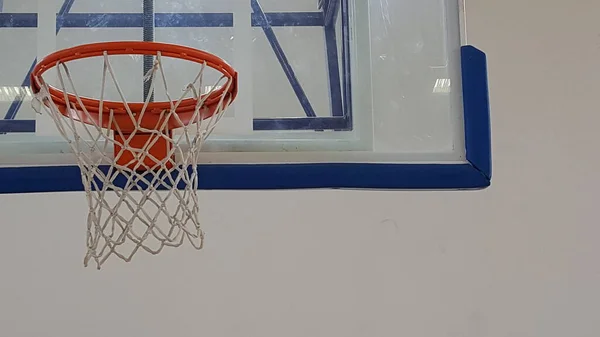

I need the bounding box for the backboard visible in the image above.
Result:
[0,0,491,193]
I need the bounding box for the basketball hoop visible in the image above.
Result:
[31,42,238,269]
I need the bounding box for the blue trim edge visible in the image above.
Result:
[461,45,492,180]
[0,45,491,193]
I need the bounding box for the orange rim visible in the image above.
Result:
[31,41,238,132]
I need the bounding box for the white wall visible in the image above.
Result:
[1,0,599,336]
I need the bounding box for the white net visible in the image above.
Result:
[32,51,234,269]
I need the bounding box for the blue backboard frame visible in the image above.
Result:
[0,45,491,193]
[0,0,491,192]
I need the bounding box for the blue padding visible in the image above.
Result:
[0,163,489,194]
[461,46,492,179]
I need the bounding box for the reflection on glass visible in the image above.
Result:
[0,87,34,102]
